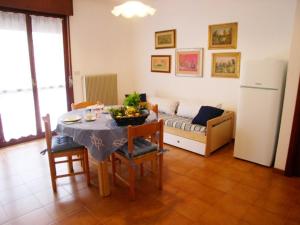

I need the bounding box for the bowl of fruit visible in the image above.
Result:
[109,92,149,126]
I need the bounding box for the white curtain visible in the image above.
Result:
[0,12,68,141]
[0,11,36,141]
[0,11,26,30]
[31,15,67,128]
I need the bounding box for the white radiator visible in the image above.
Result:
[83,74,118,105]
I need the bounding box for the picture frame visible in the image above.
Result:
[151,55,171,73]
[211,52,241,78]
[155,29,176,49]
[175,48,204,77]
[208,22,238,49]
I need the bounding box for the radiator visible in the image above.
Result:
[84,74,118,105]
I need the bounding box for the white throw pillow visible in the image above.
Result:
[177,102,202,118]
[148,97,179,115]
[177,101,223,118]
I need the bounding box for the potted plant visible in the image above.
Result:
[124,92,140,108]
[109,92,149,126]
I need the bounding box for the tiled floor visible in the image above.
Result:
[0,140,300,225]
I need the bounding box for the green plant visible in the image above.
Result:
[109,106,126,117]
[124,92,141,108]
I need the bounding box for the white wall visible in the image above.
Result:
[131,0,296,112]
[69,0,298,169]
[69,0,135,104]
[275,0,300,170]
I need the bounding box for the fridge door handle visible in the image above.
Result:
[240,85,278,91]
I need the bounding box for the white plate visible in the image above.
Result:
[84,116,96,122]
[63,115,82,122]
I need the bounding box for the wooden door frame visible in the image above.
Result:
[62,16,74,111]
[285,75,300,176]
[0,9,74,148]
[26,14,42,135]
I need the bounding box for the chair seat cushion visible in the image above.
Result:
[116,138,157,159]
[51,136,84,153]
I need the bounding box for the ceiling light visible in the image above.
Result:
[112,1,156,18]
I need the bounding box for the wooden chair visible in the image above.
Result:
[146,103,159,172]
[42,114,90,192]
[111,119,164,200]
[71,101,96,110]
[147,103,158,119]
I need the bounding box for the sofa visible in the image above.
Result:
[148,97,234,156]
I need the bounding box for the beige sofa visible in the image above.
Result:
[149,97,234,156]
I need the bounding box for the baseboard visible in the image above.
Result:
[273,168,285,175]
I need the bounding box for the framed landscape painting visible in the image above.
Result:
[151,55,171,73]
[155,29,176,49]
[208,22,238,49]
[175,48,203,77]
[211,52,241,78]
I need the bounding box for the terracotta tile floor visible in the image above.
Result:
[0,140,300,225]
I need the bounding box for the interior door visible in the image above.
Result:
[285,76,300,176]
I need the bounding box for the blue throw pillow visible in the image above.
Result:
[192,106,224,126]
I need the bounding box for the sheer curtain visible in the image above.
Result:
[0,11,36,141]
[31,15,67,129]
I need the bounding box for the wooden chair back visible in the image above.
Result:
[42,114,52,153]
[71,101,96,110]
[127,119,163,154]
[147,103,158,119]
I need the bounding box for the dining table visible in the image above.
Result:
[55,107,155,197]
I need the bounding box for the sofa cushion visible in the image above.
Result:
[148,96,179,115]
[192,106,224,126]
[177,102,202,118]
[177,101,223,118]
[159,113,206,133]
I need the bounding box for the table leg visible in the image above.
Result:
[97,160,111,197]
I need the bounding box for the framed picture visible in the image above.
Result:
[208,22,238,49]
[151,55,171,73]
[155,29,176,49]
[175,48,204,77]
[211,52,241,78]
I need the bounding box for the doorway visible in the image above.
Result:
[285,75,300,176]
[0,11,73,147]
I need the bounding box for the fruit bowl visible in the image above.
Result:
[111,109,149,126]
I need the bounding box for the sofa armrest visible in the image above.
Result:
[205,111,234,156]
[207,111,234,128]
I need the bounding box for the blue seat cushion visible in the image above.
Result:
[51,136,84,153]
[116,137,157,159]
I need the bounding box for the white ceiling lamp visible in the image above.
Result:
[111,1,156,18]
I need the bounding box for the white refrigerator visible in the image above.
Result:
[234,60,287,166]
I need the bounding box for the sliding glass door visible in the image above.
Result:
[0,11,71,146]
[32,16,68,128]
[0,12,37,142]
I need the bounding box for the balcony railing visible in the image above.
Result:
[0,85,67,143]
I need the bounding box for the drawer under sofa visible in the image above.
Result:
[164,132,206,155]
